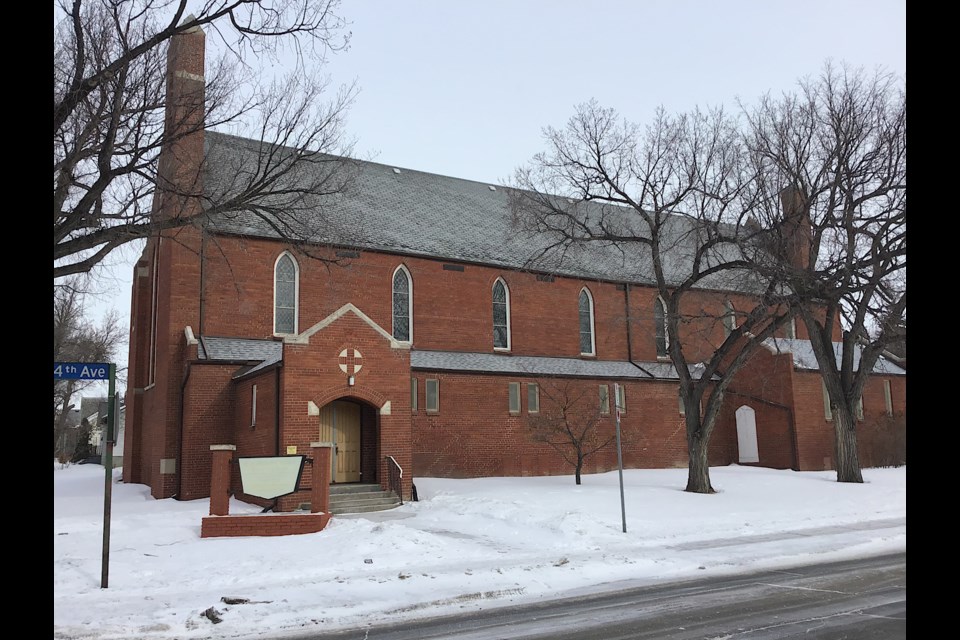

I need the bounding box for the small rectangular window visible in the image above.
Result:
[678,388,685,415]
[615,384,626,415]
[855,395,864,421]
[426,379,439,413]
[786,317,797,340]
[527,383,539,414]
[884,380,893,416]
[822,379,833,421]
[599,385,610,415]
[723,302,737,337]
[251,384,257,427]
[411,377,418,412]
[508,382,520,414]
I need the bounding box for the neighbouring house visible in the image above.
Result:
[121,24,906,509]
[85,398,125,469]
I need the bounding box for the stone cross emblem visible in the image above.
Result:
[338,348,363,375]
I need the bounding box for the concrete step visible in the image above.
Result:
[328,483,385,495]
[304,484,403,515]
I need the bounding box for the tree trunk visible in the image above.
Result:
[53,381,77,457]
[685,431,714,493]
[575,456,583,485]
[833,406,863,483]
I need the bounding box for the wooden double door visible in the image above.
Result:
[318,400,361,483]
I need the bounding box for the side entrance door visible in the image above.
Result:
[318,400,361,483]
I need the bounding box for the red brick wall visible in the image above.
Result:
[180,363,236,500]
[725,345,799,469]
[791,371,838,471]
[128,220,882,500]
[278,312,413,506]
[196,237,802,365]
[854,374,907,469]
[229,371,281,502]
[408,373,731,479]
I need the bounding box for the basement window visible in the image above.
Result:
[527,383,540,414]
[509,382,520,414]
[426,379,439,413]
[599,385,610,415]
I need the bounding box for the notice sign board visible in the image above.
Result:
[237,456,306,500]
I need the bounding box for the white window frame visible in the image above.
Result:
[426,378,439,413]
[723,300,737,337]
[579,288,596,356]
[786,316,797,340]
[615,384,626,415]
[392,264,413,343]
[273,252,300,336]
[508,382,521,414]
[655,296,669,359]
[493,277,512,351]
[822,379,833,421]
[599,384,610,415]
[527,383,540,414]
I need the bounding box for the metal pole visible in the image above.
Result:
[614,383,626,533]
[101,364,116,589]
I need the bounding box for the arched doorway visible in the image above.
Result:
[318,399,379,483]
[735,405,759,464]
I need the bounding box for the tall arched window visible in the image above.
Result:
[392,265,412,342]
[493,278,511,350]
[274,253,299,335]
[579,288,595,355]
[655,296,668,358]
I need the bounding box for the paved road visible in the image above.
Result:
[284,552,905,640]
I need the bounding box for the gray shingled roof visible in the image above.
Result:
[762,338,906,375]
[202,131,759,291]
[410,350,707,381]
[198,336,283,378]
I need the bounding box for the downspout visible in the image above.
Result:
[275,362,281,457]
[623,283,654,378]
[198,230,206,336]
[177,359,193,499]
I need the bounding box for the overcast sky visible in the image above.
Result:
[80,0,906,393]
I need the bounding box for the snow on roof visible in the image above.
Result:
[762,338,906,375]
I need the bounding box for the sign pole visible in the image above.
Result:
[101,364,116,588]
[614,383,627,533]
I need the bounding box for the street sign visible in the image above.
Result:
[54,362,111,380]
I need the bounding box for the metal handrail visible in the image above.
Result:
[385,455,403,505]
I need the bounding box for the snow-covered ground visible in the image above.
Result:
[54,462,906,640]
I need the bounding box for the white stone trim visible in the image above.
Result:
[288,303,409,349]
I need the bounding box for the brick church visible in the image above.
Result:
[121,25,906,509]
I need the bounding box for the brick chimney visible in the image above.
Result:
[157,16,206,221]
[779,185,811,270]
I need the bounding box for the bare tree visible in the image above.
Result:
[510,102,793,494]
[54,0,357,280]
[527,380,614,485]
[742,63,906,483]
[54,277,126,458]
